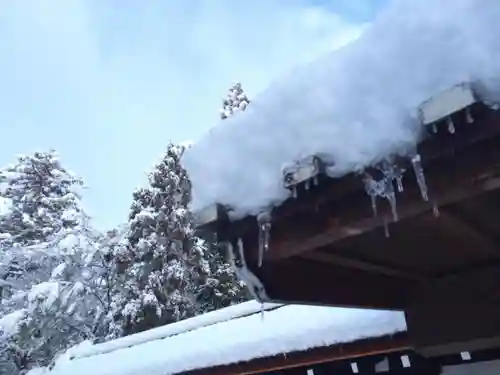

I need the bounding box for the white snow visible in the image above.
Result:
[0,197,11,215]
[37,301,406,375]
[27,282,60,310]
[0,309,27,336]
[72,300,281,359]
[182,0,500,217]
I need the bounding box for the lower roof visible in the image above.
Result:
[39,301,406,375]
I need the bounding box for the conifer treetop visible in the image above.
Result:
[219,82,250,120]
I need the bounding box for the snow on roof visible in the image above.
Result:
[182,0,500,218]
[39,301,406,375]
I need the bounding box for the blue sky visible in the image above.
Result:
[0,0,387,229]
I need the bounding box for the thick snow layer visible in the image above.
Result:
[36,301,406,375]
[182,0,500,217]
[73,300,281,359]
[0,309,26,336]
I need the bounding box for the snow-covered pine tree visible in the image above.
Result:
[93,227,128,341]
[0,150,85,302]
[0,150,84,247]
[194,235,248,314]
[0,150,106,373]
[110,143,206,337]
[219,82,250,120]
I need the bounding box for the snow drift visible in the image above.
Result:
[182,0,500,218]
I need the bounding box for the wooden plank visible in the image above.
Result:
[299,250,428,282]
[434,211,500,257]
[186,334,410,375]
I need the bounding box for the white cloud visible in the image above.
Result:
[0,0,366,228]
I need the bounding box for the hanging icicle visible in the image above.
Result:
[432,123,438,133]
[370,194,378,218]
[465,107,474,124]
[379,161,402,222]
[411,154,429,202]
[447,117,455,134]
[395,175,404,193]
[386,191,399,222]
[363,175,398,223]
[257,211,272,267]
[363,167,399,222]
[432,202,440,218]
[384,219,390,238]
[227,239,270,301]
[313,174,319,186]
[363,173,382,218]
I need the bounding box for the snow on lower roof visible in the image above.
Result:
[182,0,500,218]
[40,301,406,375]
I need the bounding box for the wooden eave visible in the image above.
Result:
[213,102,500,311]
[187,332,409,375]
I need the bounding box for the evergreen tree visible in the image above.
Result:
[110,143,206,336]
[194,236,248,313]
[0,150,84,300]
[219,82,250,120]
[0,150,104,373]
[0,150,84,247]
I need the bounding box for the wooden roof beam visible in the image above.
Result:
[298,250,428,282]
[437,210,500,257]
[265,144,500,261]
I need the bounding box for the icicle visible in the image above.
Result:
[257,211,272,267]
[257,239,264,268]
[466,107,474,124]
[363,173,380,218]
[447,117,455,134]
[411,154,429,202]
[313,175,319,186]
[432,123,438,133]
[361,158,409,226]
[379,162,399,222]
[395,175,404,193]
[432,202,440,218]
[291,186,297,198]
[260,303,265,321]
[305,179,310,191]
[384,219,390,238]
[386,192,398,222]
[370,194,378,218]
[230,238,270,301]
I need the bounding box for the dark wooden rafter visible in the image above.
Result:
[298,250,428,282]
[434,211,500,257]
